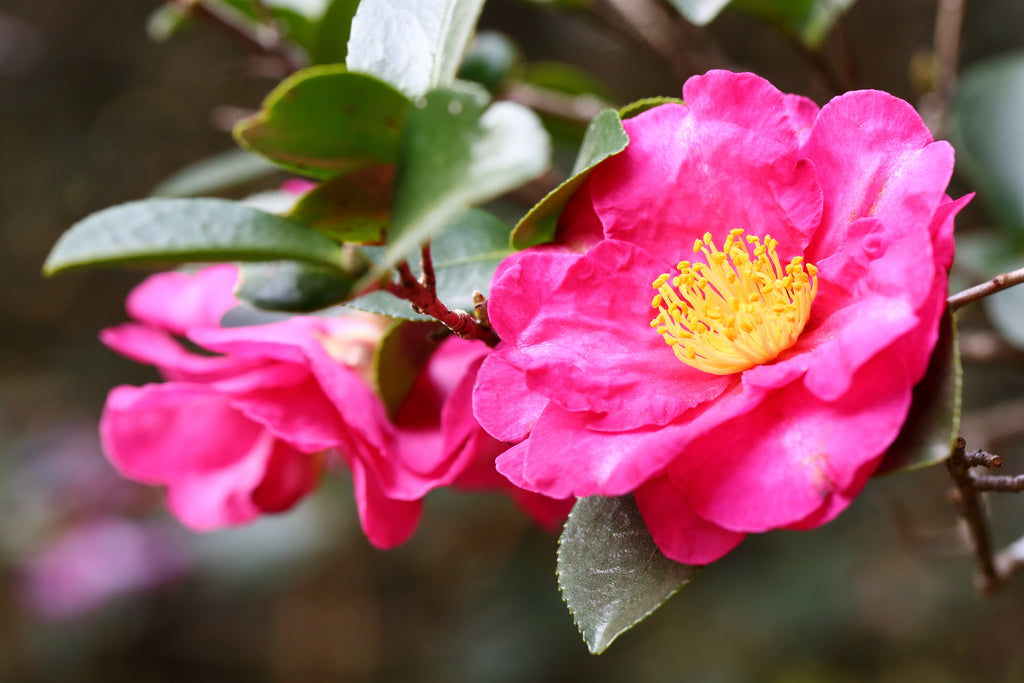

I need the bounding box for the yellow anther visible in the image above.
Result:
[649,229,818,375]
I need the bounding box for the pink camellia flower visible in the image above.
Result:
[472,70,970,564]
[393,336,573,530]
[100,265,421,548]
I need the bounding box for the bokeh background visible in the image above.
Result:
[4,0,1024,680]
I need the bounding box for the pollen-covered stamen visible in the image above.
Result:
[650,229,818,375]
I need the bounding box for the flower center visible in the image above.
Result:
[650,229,818,375]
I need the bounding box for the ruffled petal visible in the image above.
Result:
[229,376,347,453]
[635,477,745,565]
[100,323,259,381]
[126,265,239,334]
[497,377,760,499]
[589,71,822,259]
[101,383,265,482]
[675,349,913,532]
[472,352,548,443]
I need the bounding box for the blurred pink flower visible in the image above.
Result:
[393,336,573,530]
[19,517,189,621]
[100,265,422,548]
[473,70,969,564]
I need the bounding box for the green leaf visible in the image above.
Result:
[372,320,445,419]
[287,163,394,243]
[510,108,628,249]
[151,149,280,198]
[349,209,511,320]
[377,82,548,273]
[620,96,684,120]
[44,198,345,275]
[235,260,360,312]
[234,66,410,180]
[876,311,962,474]
[949,53,1024,239]
[666,0,731,25]
[558,495,700,654]
[346,0,485,98]
[312,0,359,64]
[729,0,857,49]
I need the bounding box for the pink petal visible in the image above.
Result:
[472,353,548,443]
[345,453,422,549]
[497,377,760,499]
[164,430,280,529]
[126,265,239,334]
[101,383,266,482]
[589,71,822,259]
[803,90,954,270]
[229,376,347,453]
[675,349,913,532]
[635,477,745,565]
[554,175,606,250]
[100,323,259,381]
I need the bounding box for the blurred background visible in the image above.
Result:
[4,0,1024,680]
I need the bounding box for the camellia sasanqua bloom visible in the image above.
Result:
[472,70,970,564]
[99,265,422,548]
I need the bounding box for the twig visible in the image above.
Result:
[384,250,500,346]
[597,0,725,81]
[171,0,305,73]
[946,437,1001,593]
[920,0,966,135]
[947,266,1024,310]
[503,83,608,126]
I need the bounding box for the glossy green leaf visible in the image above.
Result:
[44,198,344,275]
[235,260,360,312]
[349,209,511,320]
[377,82,548,273]
[511,108,627,249]
[949,53,1024,239]
[151,149,280,198]
[666,0,731,25]
[287,164,394,243]
[877,311,962,474]
[558,495,700,654]
[730,0,856,48]
[372,320,445,419]
[234,66,410,179]
[346,0,485,98]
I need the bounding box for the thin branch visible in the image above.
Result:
[420,243,437,294]
[971,473,1024,493]
[920,0,966,135]
[384,258,500,346]
[946,437,1001,593]
[947,266,1024,310]
[503,83,608,126]
[172,0,305,73]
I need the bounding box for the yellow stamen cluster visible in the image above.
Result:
[650,229,818,375]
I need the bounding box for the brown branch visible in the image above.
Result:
[946,437,1001,593]
[384,258,500,346]
[171,0,305,73]
[920,0,966,135]
[948,266,1024,310]
[503,83,608,126]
